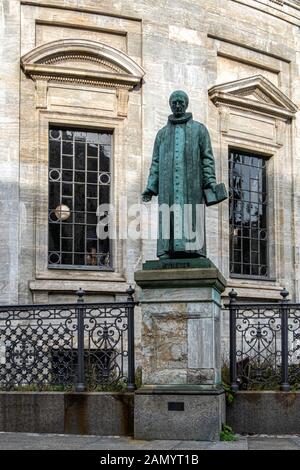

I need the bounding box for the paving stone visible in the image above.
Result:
[172,441,212,450]
[290,437,300,448]
[248,437,300,451]
[1,432,299,450]
[208,438,248,450]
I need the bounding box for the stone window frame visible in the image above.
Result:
[228,146,271,280]
[20,38,145,284]
[220,135,276,282]
[209,74,298,283]
[36,111,124,283]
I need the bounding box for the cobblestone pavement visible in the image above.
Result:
[0,433,299,450]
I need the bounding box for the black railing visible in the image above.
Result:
[228,288,300,391]
[0,287,137,392]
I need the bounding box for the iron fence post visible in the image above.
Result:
[76,288,86,392]
[229,289,239,392]
[126,286,136,391]
[280,288,290,392]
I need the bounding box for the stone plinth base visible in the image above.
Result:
[134,387,225,441]
[134,264,226,386]
[134,262,226,440]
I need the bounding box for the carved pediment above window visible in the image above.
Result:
[21,39,145,90]
[209,75,298,119]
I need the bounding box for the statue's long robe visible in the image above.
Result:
[146,114,217,257]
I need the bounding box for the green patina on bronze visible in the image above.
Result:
[142,90,227,259]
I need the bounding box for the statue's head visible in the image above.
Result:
[169,90,189,118]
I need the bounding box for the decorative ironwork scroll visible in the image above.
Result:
[0,288,136,391]
[228,289,300,391]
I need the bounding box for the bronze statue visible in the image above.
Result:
[142,90,227,259]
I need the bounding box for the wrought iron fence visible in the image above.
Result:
[228,288,300,391]
[0,287,136,391]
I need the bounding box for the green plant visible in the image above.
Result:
[221,362,236,404]
[222,381,235,405]
[290,383,300,392]
[92,382,127,392]
[0,384,73,392]
[220,424,238,441]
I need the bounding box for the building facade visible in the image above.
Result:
[1,0,300,355]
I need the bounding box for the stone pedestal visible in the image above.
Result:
[134,259,226,441]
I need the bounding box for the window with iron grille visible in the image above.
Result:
[48,127,112,269]
[229,149,268,278]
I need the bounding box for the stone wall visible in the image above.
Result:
[2,390,300,436]
[1,0,300,357]
[227,391,300,434]
[0,392,134,435]
[0,1,21,304]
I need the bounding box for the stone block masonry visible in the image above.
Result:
[0,392,134,436]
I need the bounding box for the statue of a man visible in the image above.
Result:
[142,90,227,260]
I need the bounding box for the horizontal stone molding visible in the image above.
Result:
[26,65,138,89]
[135,267,227,293]
[229,0,300,27]
[29,280,129,294]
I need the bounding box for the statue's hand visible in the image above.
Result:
[208,182,217,193]
[142,189,154,202]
